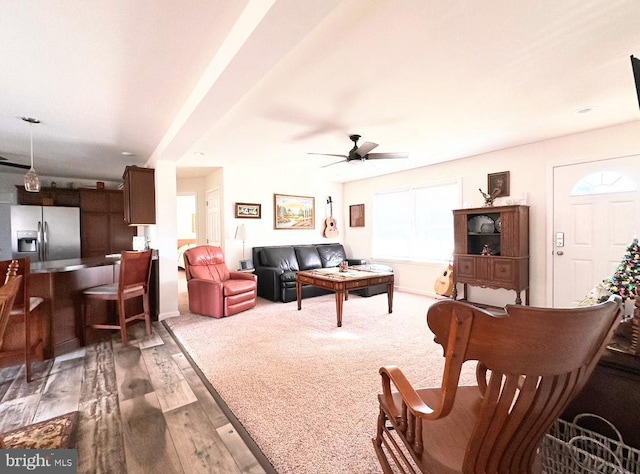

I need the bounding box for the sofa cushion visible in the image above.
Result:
[259,247,299,271]
[317,244,347,268]
[295,246,322,270]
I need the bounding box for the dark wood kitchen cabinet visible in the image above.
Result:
[80,189,136,257]
[452,205,529,305]
[123,165,156,225]
[16,185,80,207]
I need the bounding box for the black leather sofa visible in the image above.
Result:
[252,243,390,302]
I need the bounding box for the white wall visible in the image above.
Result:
[343,120,640,307]
[153,160,179,320]
[178,165,345,269]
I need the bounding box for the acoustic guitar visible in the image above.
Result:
[323,196,339,238]
[434,263,454,297]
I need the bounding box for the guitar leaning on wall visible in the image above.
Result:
[323,196,339,238]
[434,263,454,297]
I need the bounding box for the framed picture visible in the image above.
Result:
[235,202,261,219]
[488,171,510,197]
[274,194,315,229]
[349,204,365,227]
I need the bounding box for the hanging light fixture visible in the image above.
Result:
[22,116,41,193]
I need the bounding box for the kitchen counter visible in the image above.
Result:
[31,254,122,274]
[30,251,159,358]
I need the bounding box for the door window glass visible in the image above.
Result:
[570,170,636,196]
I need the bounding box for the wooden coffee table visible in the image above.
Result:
[296,267,394,327]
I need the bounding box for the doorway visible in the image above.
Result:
[206,188,222,247]
[177,193,197,270]
[552,155,639,308]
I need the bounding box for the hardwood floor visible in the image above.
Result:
[0,322,275,474]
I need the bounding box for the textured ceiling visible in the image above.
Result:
[1,0,639,184]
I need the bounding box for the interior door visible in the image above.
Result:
[206,188,221,247]
[552,156,639,308]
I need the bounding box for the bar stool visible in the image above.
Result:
[83,250,153,345]
[0,258,44,382]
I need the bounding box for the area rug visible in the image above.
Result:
[1,411,79,449]
[166,291,477,474]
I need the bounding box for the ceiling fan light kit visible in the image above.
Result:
[310,133,409,168]
[22,117,41,193]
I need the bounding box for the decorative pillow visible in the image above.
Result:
[295,246,322,270]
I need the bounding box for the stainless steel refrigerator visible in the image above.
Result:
[11,205,81,261]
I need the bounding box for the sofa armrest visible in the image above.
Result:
[347,258,367,266]
[255,266,284,301]
[229,271,258,282]
[187,278,224,297]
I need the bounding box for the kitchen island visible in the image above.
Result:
[31,253,158,358]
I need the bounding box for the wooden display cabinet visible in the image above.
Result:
[122,165,156,225]
[452,205,529,305]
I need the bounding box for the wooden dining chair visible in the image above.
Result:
[0,274,23,386]
[82,250,153,345]
[373,296,623,474]
[0,258,44,382]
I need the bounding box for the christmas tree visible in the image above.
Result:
[604,238,640,301]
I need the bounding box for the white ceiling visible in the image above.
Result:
[1,0,639,184]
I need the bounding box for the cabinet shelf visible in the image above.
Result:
[453,205,529,305]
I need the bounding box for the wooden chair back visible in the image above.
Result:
[118,250,153,294]
[376,296,622,473]
[0,259,27,309]
[0,275,23,350]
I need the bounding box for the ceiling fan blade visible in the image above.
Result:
[366,152,409,160]
[0,161,30,170]
[308,153,348,158]
[355,141,378,156]
[321,159,347,168]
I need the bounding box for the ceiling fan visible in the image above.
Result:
[0,156,29,170]
[309,134,409,167]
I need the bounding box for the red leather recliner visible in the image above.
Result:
[183,246,257,318]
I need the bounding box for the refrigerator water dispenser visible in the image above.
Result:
[17,230,38,252]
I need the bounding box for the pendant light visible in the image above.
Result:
[22,117,41,193]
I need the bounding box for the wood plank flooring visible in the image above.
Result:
[0,322,275,474]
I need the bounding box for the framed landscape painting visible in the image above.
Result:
[274,194,315,229]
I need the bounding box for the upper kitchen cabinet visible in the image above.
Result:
[16,185,80,207]
[80,189,136,257]
[123,166,156,225]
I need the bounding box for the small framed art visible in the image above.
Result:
[235,202,261,219]
[487,171,510,197]
[349,204,365,227]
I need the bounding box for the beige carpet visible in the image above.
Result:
[167,287,477,474]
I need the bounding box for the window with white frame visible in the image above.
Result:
[372,179,461,263]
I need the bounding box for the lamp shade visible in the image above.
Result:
[235,224,247,241]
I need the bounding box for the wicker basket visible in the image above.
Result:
[541,414,640,474]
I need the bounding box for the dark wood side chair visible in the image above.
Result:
[373,296,623,474]
[82,250,153,345]
[0,258,44,383]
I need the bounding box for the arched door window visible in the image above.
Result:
[570,170,637,196]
